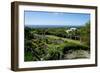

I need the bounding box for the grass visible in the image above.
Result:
[46,35,83,45]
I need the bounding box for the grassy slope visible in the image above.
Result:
[46,34,89,50]
[46,35,82,45]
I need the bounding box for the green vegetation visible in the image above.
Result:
[24,22,90,61]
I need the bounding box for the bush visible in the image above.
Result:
[63,42,90,53]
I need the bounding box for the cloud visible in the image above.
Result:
[52,12,63,15]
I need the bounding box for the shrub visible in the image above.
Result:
[63,42,90,53]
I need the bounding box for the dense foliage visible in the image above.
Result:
[24,22,90,61]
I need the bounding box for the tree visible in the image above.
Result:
[80,21,90,46]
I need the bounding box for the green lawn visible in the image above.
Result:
[46,35,83,45]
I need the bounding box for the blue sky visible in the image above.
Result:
[24,11,90,26]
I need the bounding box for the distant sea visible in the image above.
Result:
[25,24,83,29]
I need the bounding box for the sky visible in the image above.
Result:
[24,11,90,26]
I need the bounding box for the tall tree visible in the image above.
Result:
[80,21,90,46]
